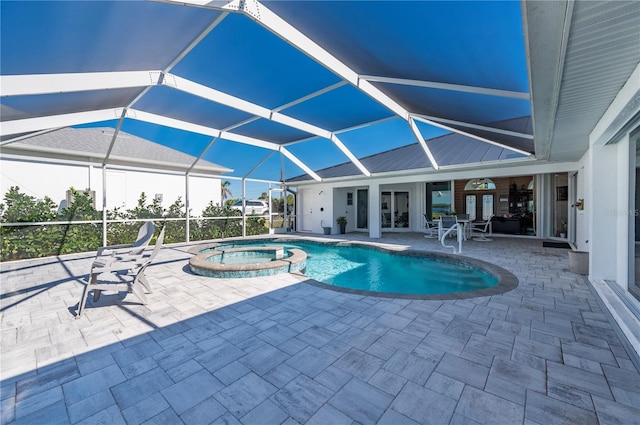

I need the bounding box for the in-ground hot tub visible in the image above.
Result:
[189,246,306,278]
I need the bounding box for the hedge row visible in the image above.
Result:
[0,187,268,262]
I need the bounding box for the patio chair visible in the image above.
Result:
[423,214,438,238]
[77,226,165,318]
[92,221,155,268]
[439,216,458,240]
[470,217,493,241]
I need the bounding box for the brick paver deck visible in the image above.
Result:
[2,233,639,424]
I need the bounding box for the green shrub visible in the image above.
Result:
[1,187,273,261]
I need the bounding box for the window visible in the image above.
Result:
[464,178,496,191]
[426,181,451,220]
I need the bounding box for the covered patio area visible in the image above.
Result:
[2,235,639,424]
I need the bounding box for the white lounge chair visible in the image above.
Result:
[77,226,165,318]
[92,221,155,268]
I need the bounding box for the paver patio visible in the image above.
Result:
[1,233,639,424]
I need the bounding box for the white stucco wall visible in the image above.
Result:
[0,156,222,217]
[588,142,620,281]
[1,158,92,204]
[587,62,640,286]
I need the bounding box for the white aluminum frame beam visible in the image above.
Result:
[0,71,159,97]
[282,116,398,147]
[168,74,333,139]
[414,114,534,140]
[411,114,533,157]
[330,134,371,177]
[129,109,271,149]
[244,151,275,179]
[166,0,532,170]
[128,109,321,181]
[408,117,440,170]
[169,75,369,175]
[359,75,530,100]
[1,109,122,136]
[280,147,321,181]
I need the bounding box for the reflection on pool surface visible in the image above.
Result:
[204,240,500,296]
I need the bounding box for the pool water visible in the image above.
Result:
[211,241,498,295]
[209,252,277,265]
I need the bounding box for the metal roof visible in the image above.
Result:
[2,127,232,175]
[288,117,532,182]
[1,1,638,182]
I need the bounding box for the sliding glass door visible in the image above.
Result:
[381,190,409,229]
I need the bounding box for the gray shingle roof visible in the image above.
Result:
[2,127,232,175]
[288,117,532,182]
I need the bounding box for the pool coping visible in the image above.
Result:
[189,246,307,278]
[189,236,519,300]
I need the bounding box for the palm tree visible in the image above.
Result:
[220,180,232,202]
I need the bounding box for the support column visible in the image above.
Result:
[242,178,246,237]
[369,182,381,239]
[589,143,619,280]
[185,174,190,243]
[101,165,107,246]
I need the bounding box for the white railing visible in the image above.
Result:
[440,223,463,254]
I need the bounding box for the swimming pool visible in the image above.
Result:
[194,239,517,299]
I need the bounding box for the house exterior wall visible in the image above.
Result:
[453,176,534,218]
[294,161,579,239]
[296,184,335,234]
[587,62,640,288]
[0,156,222,217]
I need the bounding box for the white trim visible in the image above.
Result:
[590,279,640,359]
[592,62,640,146]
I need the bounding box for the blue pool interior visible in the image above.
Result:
[208,251,280,265]
[204,240,498,295]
